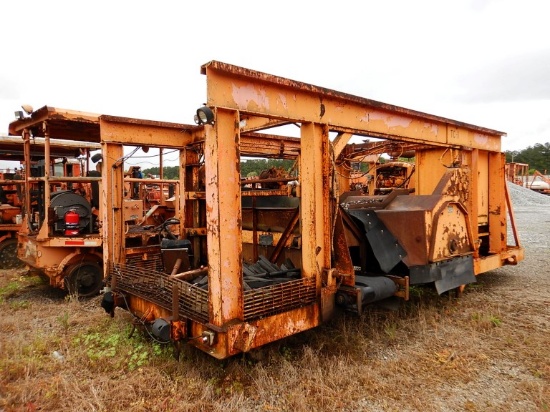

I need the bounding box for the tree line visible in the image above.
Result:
[141,143,550,178]
[504,142,550,174]
[142,159,296,180]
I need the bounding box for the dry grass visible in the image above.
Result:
[1,262,548,412]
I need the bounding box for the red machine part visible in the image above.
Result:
[64,209,80,236]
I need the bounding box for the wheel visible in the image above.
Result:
[0,238,25,269]
[64,260,103,297]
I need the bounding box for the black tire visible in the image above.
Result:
[0,238,25,269]
[64,260,103,297]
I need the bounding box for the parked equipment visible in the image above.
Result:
[505,162,529,186]
[8,108,188,296]
[7,112,104,295]
[526,170,550,195]
[6,63,523,358]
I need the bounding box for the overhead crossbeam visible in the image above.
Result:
[201,61,503,152]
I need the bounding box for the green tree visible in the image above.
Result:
[240,159,296,177]
[143,159,296,181]
[142,166,179,179]
[505,142,550,174]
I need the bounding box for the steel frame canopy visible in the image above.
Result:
[9,106,101,143]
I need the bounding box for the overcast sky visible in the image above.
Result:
[1,0,549,169]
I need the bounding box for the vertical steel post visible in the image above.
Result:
[488,151,506,253]
[205,108,243,325]
[300,123,330,288]
[22,129,32,229]
[101,141,124,276]
[470,148,480,258]
[36,123,51,240]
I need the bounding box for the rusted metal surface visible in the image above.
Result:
[240,133,300,159]
[300,123,330,288]
[18,231,102,275]
[99,115,196,148]
[6,112,107,293]
[504,179,521,247]
[269,208,300,263]
[432,168,470,204]
[242,207,299,233]
[171,267,208,281]
[241,189,289,197]
[111,261,209,323]
[488,152,506,254]
[9,106,101,142]
[161,132,300,159]
[112,260,315,324]
[376,195,474,266]
[204,108,243,327]
[201,60,504,151]
[332,210,355,278]
[243,277,316,320]
[0,167,23,269]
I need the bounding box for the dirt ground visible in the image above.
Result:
[0,183,548,412]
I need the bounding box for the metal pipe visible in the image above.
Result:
[170,266,208,281]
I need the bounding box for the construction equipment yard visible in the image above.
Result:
[0,182,548,411]
[0,61,546,411]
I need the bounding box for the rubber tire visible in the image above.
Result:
[64,260,103,297]
[0,238,25,269]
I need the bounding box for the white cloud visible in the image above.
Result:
[1,0,549,168]
[456,49,550,103]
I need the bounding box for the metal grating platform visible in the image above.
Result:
[243,277,316,320]
[111,262,209,323]
[111,263,317,323]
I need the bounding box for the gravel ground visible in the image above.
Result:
[494,183,550,411]
[508,182,550,248]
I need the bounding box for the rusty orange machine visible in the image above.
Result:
[8,108,185,296]
[527,170,550,195]
[0,134,81,270]
[505,161,529,186]
[7,111,104,294]
[92,61,524,360]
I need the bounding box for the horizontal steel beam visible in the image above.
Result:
[201,61,503,152]
[99,115,196,147]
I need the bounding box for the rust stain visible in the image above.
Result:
[489,206,502,215]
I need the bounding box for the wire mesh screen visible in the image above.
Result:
[111,263,317,323]
[111,261,209,323]
[243,277,316,320]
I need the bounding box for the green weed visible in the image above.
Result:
[384,322,398,340]
[0,281,22,302]
[9,300,30,310]
[489,315,502,327]
[72,325,171,372]
[57,312,70,333]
